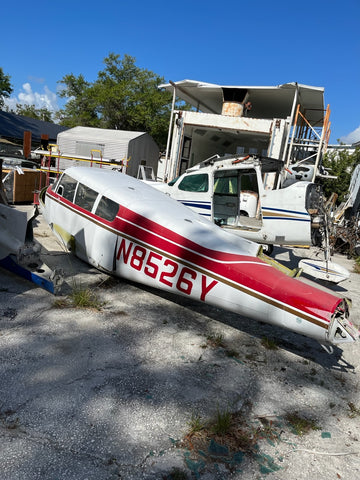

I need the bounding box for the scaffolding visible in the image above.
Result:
[285,104,331,181]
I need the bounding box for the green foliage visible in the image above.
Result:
[347,402,360,418]
[57,53,174,149]
[0,67,13,108]
[70,285,104,310]
[187,413,205,435]
[212,406,232,435]
[322,147,360,203]
[57,73,98,127]
[261,336,278,350]
[284,412,320,435]
[205,333,225,348]
[14,103,53,122]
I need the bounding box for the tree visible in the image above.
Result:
[57,53,174,149]
[0,67,13,108]
[322,147,360,203]
[57,73,99,127]
[15,103,53,122]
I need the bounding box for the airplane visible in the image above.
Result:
[147,153,349,283]
[39,166,359,350]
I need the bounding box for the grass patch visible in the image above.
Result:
[70,286,103,310]
[52,297,70,308]
[284,412,320,435]
[183,408,262,456]
[347,402,360,418]
[261,336,278,350]
[205,333,225,348]
[181,407,318,473]
[53,284,104,310]
[187,413,205,435]
[212,406,232,435]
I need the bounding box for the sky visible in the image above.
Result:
[2,0,360,145]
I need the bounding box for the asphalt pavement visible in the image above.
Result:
[0,208,359,479]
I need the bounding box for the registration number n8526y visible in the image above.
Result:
[116,238,218,301]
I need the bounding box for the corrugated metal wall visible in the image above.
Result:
[127,134,159,177]
[57,128,159,176]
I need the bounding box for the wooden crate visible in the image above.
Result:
[2,168,47,203]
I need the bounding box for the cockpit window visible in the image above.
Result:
[56,174,77,202]
[74,182,98,212]
[95,196,119,221]
[178,173,208,192]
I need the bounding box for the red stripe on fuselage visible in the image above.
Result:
[114,206,340,324]
[46,190,341,324]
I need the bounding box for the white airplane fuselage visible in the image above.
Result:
[40,167,359,348]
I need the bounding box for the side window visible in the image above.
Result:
[74,183,98,212]
[178,173,208,192]
[95,196,119,222]
[56,174,77,202]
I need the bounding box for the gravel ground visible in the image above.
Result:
[0,207,359,479]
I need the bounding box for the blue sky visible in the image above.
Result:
[2,0,359,144]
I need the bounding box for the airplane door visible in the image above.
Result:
[72,184,119,272]
[170,172,211,218]
[90,195,120,272]
[213,169,260,226]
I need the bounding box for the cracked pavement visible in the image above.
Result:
[0,208,359,479]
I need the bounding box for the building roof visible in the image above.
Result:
[58,126,147,142]
[0,110,68,142]
[159,80,325,125]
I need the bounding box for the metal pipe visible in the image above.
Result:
[164,81,177,180]
[284,84,299,167]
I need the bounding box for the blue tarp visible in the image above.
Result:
[0,110,68,142]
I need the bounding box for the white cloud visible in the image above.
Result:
[339,125,360,145]
[4,82,59,112]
